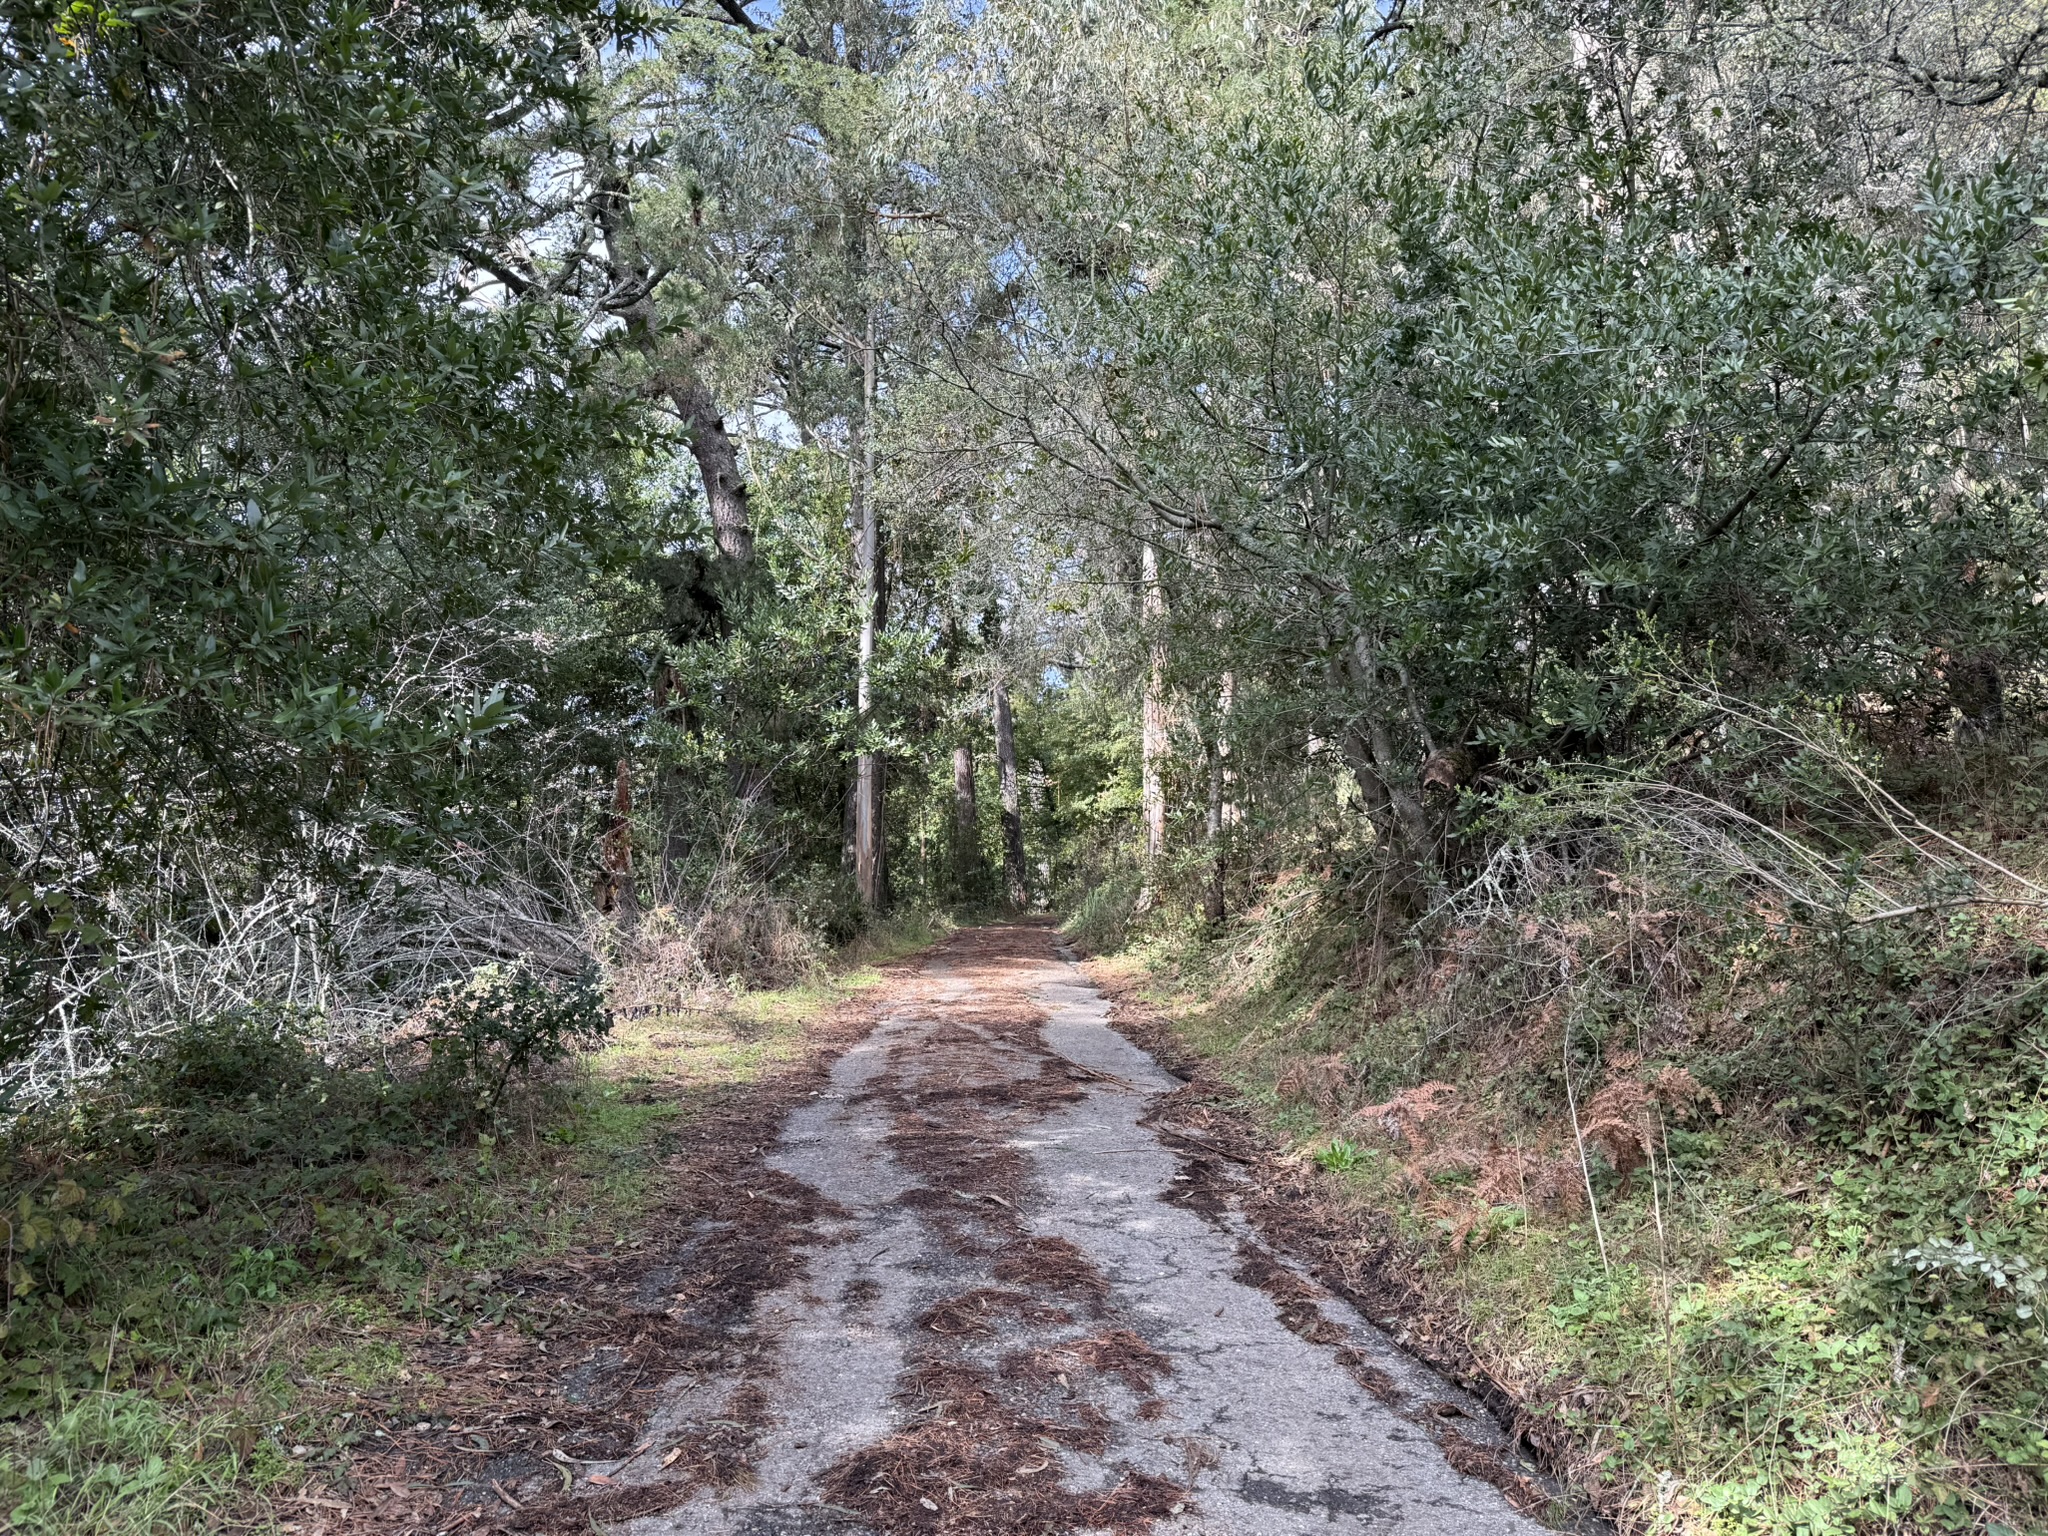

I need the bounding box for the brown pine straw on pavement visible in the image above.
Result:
[291,963,911,1535]
[1090,961,1611,1523]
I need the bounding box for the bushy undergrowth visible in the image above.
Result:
[0,964,613,1424]
[1065,871,1144,956]
[606,891,830,1014]
[0,910,939,1533]
[1101,720,2048,1535]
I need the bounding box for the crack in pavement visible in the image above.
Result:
[609,926,1550,1535]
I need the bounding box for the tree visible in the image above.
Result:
[1138,538,1169,905]
[993,677,1029,909]
[905,0,2048,900]
[1,0,639,1066]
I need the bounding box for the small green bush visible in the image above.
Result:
[1314,1136,1369,1172]
[413,961,611,1121]
[140,1010,321,1106]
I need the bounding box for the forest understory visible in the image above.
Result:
[0,915,945,1534]
[8,0,2048,1530]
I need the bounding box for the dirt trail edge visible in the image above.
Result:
[510,925,1555,1535]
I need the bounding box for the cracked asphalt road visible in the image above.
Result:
[607,925,1550,1536]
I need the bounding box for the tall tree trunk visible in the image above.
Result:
[669,373,755,566]
[952,744,980,894]
[994,682,1028,909]
[603,757,639,928]
[1029,758,1052,898]
[1139,540,1169,903]
[854,753,884,908]
[852,728,881,921]
[1204,670,1234,926]
[842,765,858,872]
[852,304,886,911]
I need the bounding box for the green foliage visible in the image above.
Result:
[1313,1137,1369,1173]
[2,0,618,797]
[414,963,611,1122]
[907,0,2048,910]
[0,0,648,1067]
[1,1392,264,1536]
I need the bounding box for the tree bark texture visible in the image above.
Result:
[854,753,885,908]
[668,371,755,566]
[852,304,886,911]
[994,682,1028,909]
[1140,540,1169,883]
[952,744,981,893]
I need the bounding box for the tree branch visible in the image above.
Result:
[709,0,766,35]
[1687,408,1826,551]
[1888,25,2048,107]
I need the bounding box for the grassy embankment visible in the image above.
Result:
[1077,771,2048,1536]
[0,914,944,1535]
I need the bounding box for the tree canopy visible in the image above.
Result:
[4,0,2045,1074]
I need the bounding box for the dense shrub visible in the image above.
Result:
[412,962,611,1122]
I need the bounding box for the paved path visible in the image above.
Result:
[609,926,1550,1535]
